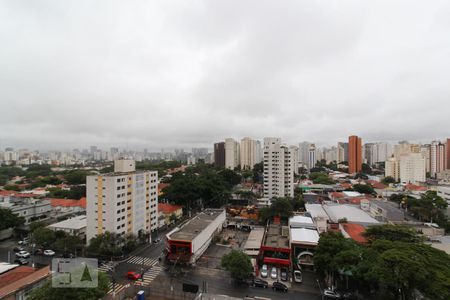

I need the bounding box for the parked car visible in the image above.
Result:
[15,250,30,258]
[18,240,28,246]
[251,278,268,288]
[293,270,303,283]
[153,238,161,244]
[14,258,29,265]
[270,267,278,279]
[324,288,342,299]
[272,282,288,292]
[44,250,56,256]
[126,271,141,280]
[13,246,25,252]
[342,291,357,299]
[260,264,268,278]
[62,252,74,258]
[280,268,288,281]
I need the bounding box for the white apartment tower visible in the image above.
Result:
[263,138,294,199]
[225,138,240,170]
[289,145,299,175]
[86,159,158,244]
[240,137,256,170]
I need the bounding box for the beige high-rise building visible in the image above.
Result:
[225,138,240,170]
[86,159,158,244]
[430,141,447,178]
[240,137,256,170]
[394,142,420,158]
[399,153,426,184]
[385,157,400,181]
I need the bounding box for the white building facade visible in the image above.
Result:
[263,138,294,199]
[225,138,240,170]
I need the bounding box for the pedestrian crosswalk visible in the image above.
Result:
[126,256,159,267]
[141,265,162,286]
[107,282,127,294]
[98,261,116,273]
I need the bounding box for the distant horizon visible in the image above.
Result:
[1,136,449,153]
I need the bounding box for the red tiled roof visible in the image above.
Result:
[340,183,352,189]
[158,203,182,214]
[0,266,51,298]
[366,180,387,189]
[330,192,345,199]
[0,266,36,288]
[158,183,170,191]
[342,223,368,244]
[49,197,86,209]
[405,184,427,192]
[0,190,35,198]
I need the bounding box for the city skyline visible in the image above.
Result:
[1,1,450,149]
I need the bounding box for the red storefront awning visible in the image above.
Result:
[263,257,290,266]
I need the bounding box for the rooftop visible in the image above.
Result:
[48,215,87,230]
[341,223,368,244]
[263,224,289,249]
[169,209,224,242]
[323,204,379,224]
[243,227,265,250]
[48,197,86,209]
[0,266,51,298]
[290,228,320,245]
[158,203,182,214]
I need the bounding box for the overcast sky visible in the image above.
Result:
[1,1,450,151]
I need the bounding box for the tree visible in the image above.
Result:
[4,184,20,191]
[351,184,375,195]
[169,213,178,224]
[65,170,91,185]
[33,227,56,247]
[218,169,242,186]
[221,250,253,281]
[382,176,396,185]
[0,208,25,230]
[86,232,125,257]
[309,172,335,185]
[28,271,109,300]
[364,224,422,243]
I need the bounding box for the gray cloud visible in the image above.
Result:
[1,0,450,150]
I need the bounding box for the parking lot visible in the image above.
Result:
[0,238,55,267]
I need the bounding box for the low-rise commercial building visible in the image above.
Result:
[258,224,290,268]
[0,265,51,300]
[0,196,51,224]
[288,216,319,269]
[47,215,87,238]
[165,209,225,265]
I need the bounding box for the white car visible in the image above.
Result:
[16,250,30,258]
[270,267,278,279]
[44,250,55,256]
[294,270,302,283]
[324,288,342,299]
[260,264,268,278]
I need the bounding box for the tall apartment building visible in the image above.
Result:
[263,138,294,199]
[255,140,263,164]
[348,135,362,174]
[299,142,311,168]
[385,157,399,181]
[240,137,256,170]
[447,139,450,170]
[86,159,158,244]
[225,138,240,170]
[213,142,225,167]
[289,145,299,175]
[336,142,348,163]
[430,141,447,178]
[364,143,393,165]
[399,153,426,184]
[308,144,316,169]
[394,142,420,158]
[420,145,431,173]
